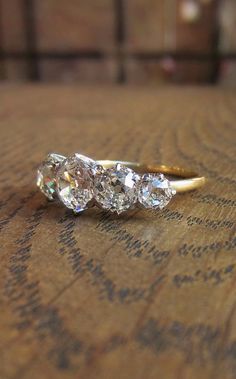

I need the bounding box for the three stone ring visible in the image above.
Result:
[37,153,206,215]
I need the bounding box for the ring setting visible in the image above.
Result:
[37,153,205,215]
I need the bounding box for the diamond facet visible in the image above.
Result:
[94,163,140,214]
[138,173,176,209]
[37,153,65,200]
[56,153,96,213]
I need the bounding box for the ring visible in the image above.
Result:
[37,153,206,214]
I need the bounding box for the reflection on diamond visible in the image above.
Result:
[56,153,97,213]
[94,163,140,214]
[37,153,65,200]
[138,173,176,209]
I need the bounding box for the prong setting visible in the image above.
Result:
[94,163,140,214]
[37,154,177,214]
[138,173,176,210]
[55,154,97,213]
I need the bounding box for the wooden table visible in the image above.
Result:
[0,84,235,379]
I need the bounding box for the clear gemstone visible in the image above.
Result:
[56,153,97,213]
[94,163,140,214]
[138,173,176,209]
[37,153,66,200]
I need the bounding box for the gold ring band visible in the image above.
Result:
[37,153,206,214]
[98,160,206,193]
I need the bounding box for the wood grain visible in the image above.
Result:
[0,84,235,379]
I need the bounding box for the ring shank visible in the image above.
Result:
[97,160,206,193]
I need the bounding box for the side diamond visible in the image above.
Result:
[37,153,66,200]
[56,153,97,213]
[94,163,140,214]
[138,173,176,209]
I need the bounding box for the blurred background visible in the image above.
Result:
[0,0,235,86]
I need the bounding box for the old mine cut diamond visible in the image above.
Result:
[94,163,140,214]
[56,154,97,213]
[138,173,176,209]
[37,153,66,200]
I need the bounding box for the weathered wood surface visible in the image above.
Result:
[0,84,235,379]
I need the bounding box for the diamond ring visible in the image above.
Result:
[37,153,206,214]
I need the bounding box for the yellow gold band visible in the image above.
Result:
[98,160,206,193]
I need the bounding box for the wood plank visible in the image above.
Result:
[125,0,165,51]
[0,0,28,80]
[219,0,236,53]
[125,0,217,52]
[176,0,217,53]
[0,84,235,379]
[0,0,26,52]
[34,0,115,51]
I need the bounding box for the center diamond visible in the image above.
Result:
[56,153,97,213]
[94,163,140,214]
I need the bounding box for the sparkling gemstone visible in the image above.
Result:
[94,163,140,214]
[56,153,97,213]
[138,173,176,209]
[37,153,66,200]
